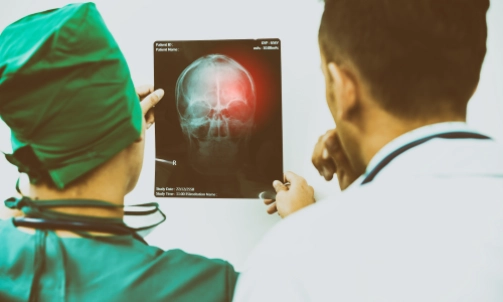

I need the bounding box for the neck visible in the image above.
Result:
[26,159,131,219]
[28,184,125,219]
[356,111,466,174]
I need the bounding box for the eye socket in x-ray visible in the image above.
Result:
[154,39,283,199]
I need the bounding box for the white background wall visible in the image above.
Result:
[0,0,502,270]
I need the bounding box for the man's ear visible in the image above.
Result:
[134,135,143,143]
[327,62,358,121]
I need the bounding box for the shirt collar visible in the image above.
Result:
[362,122,478,179]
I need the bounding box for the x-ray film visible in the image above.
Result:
[154,39,283,198]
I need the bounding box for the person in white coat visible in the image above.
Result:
[233,0,503,301]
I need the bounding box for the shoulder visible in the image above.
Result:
[0,218,32,242]
[157,249,239,301]
[0,218,10,229]
[384,137,503,179]
[162,248,237,274]
[69,242,239,302]
[133,246,238,282]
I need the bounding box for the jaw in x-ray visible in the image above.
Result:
[175,54,256,176]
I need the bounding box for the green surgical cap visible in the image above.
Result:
[0,2,143,189]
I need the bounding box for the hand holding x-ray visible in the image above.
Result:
[136,85,165,129]
[263,172,315,218]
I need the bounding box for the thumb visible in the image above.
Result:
[283,171,302,185]
[141,89,164,115]
[272,180,288,193]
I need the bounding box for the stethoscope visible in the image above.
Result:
[361,131,492,185]
[5,180,166,245]
[10,201,165,245]
[254,131,491,200]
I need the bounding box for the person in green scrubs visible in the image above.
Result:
[0,3,257,301]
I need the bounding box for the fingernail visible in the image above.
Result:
[155,89,164,99]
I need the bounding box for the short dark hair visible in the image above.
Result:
[319,0,489,117]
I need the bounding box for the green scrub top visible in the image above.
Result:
[0,218,238,301]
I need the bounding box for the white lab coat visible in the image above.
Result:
[234,123,503,301]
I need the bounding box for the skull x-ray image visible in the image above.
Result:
[176,54,256,176]
[154,39,283,198]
